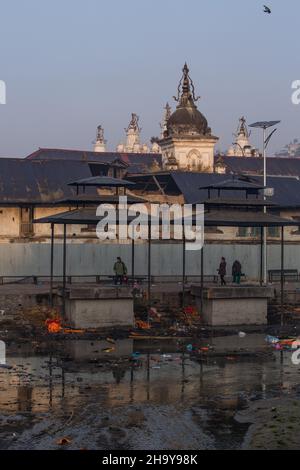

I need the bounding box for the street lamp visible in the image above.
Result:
[249,120,281,284]
[232,142,245,156]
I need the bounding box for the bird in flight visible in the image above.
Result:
[263,5,271,14]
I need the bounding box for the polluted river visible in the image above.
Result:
[1,333,300,450]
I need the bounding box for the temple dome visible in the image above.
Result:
[164,63,211,138]
[167,106,210,136]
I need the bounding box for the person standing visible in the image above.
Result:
[113,257,127,285]
[218,257,227,286]
[232,260,242,284]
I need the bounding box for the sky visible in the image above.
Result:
[0,0,299,157]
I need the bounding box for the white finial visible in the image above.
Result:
[117,113,151,153]
[124,114,141,150]
[160,103,171,138]
[227,117,259,157]
[94,125,107,152]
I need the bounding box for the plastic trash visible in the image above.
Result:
[0,364,12,369]
[265,335,280,344]
[106,337,115,344]
[102,347,115,353]
[135,320,151,330]
[238,332,246,338]
[131,352,141,359]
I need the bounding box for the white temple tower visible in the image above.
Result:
[94,125,107,152]
[227,117,259,157]
[160,103,172,138]
[117,114,150,153]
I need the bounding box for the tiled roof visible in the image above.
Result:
[218,155,300,177]
[26,148,162,171]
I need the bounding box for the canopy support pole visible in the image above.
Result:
[62,224,67,317]
[200,245,204,312]
[147,224,151,309]
[50,223,54,307]
[182,237,186,308]
[281,226,285,325]
[260,227,264,286]
[131,238,135,286]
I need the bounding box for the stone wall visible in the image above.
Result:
[0,241,297,281]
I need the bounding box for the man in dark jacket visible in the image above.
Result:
[218,257,227,286]
[113,257,127,285]
[232,260,242,284]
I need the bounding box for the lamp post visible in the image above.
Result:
[249,121,280,284]
[233,142,245,157]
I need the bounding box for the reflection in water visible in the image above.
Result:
[17,387,33,413]
[0,336,299,417]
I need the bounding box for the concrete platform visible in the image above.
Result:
[192,286,275,326]
[64,286,134,329]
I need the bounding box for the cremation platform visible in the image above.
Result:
[63,286,134,329]
[191,286,274,326]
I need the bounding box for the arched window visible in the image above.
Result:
[187,149,201,170]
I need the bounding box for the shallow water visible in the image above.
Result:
[0,334,299,449]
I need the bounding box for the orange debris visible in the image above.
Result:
[135,320,151,330]
[45,318,62,333]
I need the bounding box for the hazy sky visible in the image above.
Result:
[0,0,299,157]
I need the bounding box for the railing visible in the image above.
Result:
[0,274,220,286]
[268,269,299,282]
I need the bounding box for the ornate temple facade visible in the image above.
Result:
[91,66,266,170]
[158,63,218,172]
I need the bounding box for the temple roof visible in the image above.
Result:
[26,148,162,172]
[164,64,215,138]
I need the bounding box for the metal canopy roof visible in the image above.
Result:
[67,176,136,187]
[34,208,116,225]
[199,178,265,191]
[34,207,299,228]
[34,208,148,225]
[200,198,276,207]
[204,211,299,227]
[55,194,147,205]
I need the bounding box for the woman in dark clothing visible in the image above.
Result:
[218,257,227,286]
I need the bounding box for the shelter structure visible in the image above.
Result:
[193,176,299,325]
[34,174,299,327]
